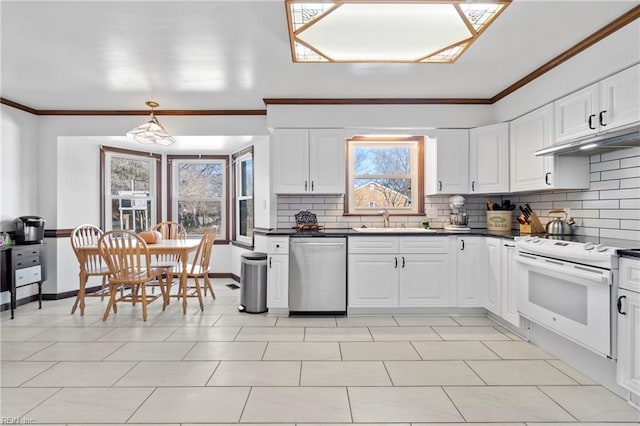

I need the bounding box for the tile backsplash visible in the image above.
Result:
[277,147,640,241]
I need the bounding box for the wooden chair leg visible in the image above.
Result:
[204,275,215,300]
[100,275,107,301]
[194,277,204,311]
[71,293,80,314]
[141,284,148,321]
[103,284,119,321]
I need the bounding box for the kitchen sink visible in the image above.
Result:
[352,227,437,233]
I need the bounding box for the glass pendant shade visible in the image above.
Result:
[126,102,176,146]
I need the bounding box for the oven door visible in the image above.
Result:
[516,252,612,357]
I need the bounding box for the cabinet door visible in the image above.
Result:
[399,253,450,307]
[348,254,398,308]
[272,129,310,194]
[509,104,554,192]
[426,129,469,195]
[267,255,289,309]
[485,238,502,315]
[456,237,487,307]
[469,123,509,194]
[501,243,520,327]
[601,64,640,131]
[616,288,640,397]
[309,129,345,194]
[554,83,599,142]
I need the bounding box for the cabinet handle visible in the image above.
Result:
[394,257,398,268]
[304,180,308,191]
[599,110,607,127]
[504,244,515,248]
[617,295,627,315]
[471,181,475,192]
[545,172,551,185]
[460,239,465,251]
[438,181,443,191]
[588,114,596,130]
[401,256,405,268]
[269,258,272,268]
[311,181,314,191]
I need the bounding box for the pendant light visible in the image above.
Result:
[126,101,176,146]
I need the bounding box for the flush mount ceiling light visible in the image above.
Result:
[285,0,511,63]
[126,101,176,146]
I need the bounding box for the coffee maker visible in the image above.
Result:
[444,195,470,232]
[14,216,45,244]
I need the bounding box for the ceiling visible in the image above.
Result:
[1,0,639,111]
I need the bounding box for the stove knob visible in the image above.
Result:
[584,242,595,250]
[524,237,532,242]
[595,244,608,253]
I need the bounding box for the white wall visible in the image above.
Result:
[1,105,40,304]
[492,21,640,122]
[0,105,39,230]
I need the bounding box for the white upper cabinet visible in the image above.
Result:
[272,128,345,194]
[426,129,470,195]
[555,64,640,142]
[469,123,509,194]
[510,104,589,192]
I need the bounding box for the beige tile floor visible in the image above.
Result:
[1,279,639,425]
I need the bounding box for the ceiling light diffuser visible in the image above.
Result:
[285,0,511,63]
[126,101,176,146]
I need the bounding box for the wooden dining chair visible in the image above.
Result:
[152,221,187,240]
[166,225,217,311]
[70,224,113,316]
[98,230,166,321]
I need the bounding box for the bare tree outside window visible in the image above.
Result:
[177,162,224,234]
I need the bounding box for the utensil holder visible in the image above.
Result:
[486,211,512,232]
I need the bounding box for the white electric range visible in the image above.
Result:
[514,236,620,358]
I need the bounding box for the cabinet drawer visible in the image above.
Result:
[14,254,40,269]
[15,265,42,286]
[12,246,40,264]
[399,237,449,254]
[620,257,640,293]
[349,237,399,254]
[267,237,289,254]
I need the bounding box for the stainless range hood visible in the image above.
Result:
[535,125,640,156]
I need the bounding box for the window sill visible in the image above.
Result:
[231,241,254,250]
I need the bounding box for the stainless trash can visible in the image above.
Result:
[239,252,268,313]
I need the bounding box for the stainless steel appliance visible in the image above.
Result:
[444,195,470,232]
[239,252,268,314]
[545,209,575,235]
[14,216,45,244]
[289,237,346,313]
[515,236,619,357]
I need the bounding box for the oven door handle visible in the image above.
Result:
[516,255,609,285]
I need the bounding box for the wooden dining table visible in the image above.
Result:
[74,238,200,316]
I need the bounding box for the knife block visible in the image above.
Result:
[528,212,546,233]
[519,224,532,234]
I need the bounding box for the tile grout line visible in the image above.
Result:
[237,386,254,423]
[111,360,141,387]
[345,385,354,423]
[543,359,582,385]
[462,359,489,386]
[20,386,64,421]
[441,385,468,422]
[124,386,159,423]
[203,360,222,386]
[536,384,581,422]
[15,360,59,387]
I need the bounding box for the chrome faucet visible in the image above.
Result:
[379,208,390,228]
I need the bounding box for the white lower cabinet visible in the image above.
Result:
[348,254,398,308]
[399,254,450,307]
[454,236,487,307]
[501,242,520,327]
[266,237,289,310]
[485,237,502,315]
[348,237,450,308]
[617,257,640,401]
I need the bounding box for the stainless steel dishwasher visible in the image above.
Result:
[289,237,347,313]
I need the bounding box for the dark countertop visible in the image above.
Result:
[254,227,640,250]
[255,227,533,240]
[618,249,640,259]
